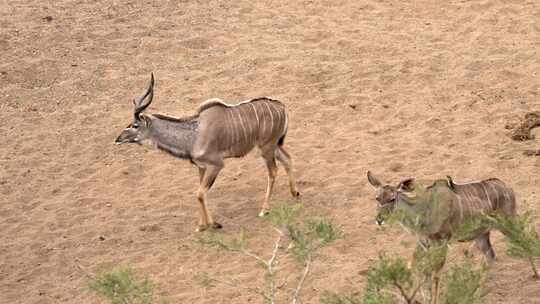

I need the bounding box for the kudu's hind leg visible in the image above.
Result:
[275,146,300,197]
[196,164,223,232]
[475,232,496,262]
[260,148,278,217]
[198,167,206,183]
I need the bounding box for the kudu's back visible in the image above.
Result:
[195,97,288,158]
[449,178,516,220]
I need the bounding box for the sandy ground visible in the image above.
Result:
[1,0,539,303]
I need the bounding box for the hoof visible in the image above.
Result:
[292,191,301,198]
[196,223,223,232]
[196,225,209,232]
[258,209,269,217]
[211,222,223,230]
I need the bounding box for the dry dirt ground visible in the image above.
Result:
[1,0,539,303]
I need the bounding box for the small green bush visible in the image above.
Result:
[444,261,484,304]
[320,290,361,304]
[88,267,154,304]
[362,253,412,304]
[487,212,540,278]
[196,203,342,304]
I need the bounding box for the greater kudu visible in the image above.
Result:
[367,171,516,303]
[115,74,300,231]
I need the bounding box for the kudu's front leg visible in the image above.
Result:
[196,164,223,232]
[412,240,448,304]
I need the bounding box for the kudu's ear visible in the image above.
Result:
[398,177,415,191]
[367,171,382,188]
[140,114,151,127]
[446,176,455,189]
[133,73,155,120]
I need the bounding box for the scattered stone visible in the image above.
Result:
[43,16,53,22]
[524,149,540,156]
[389,162,404,172]
[98,236,105,241]
[139,224,160,232]
[511,111,540,141]
[23,106,38,112]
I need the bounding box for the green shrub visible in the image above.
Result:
[88,267,154,304]
[486,211,540,278]
[320,290,361,304]
[444,261,484,304]
[196,203,342,304]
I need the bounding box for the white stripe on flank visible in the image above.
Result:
[264,102,274,135]
[500,182,511,205]
[472,186,483,211]
[228,110,236,146]
[278,107,284,132]
[468,185,481,211]
[487,182,499,209]
[273,105,281,133]
[248,103,260,143]
[260,103,266,138]
[480,183,493,211]
[235,107,248,144]
[463,187,477,212]
[456,194,464,221]
[240,106,253,144]
[249,103,260,128]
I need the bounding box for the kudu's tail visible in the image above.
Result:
[278,133,286,146]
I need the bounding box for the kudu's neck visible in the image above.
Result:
[145,114,199,160]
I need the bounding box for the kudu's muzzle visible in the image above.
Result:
[115,131,132,145]
[375,214,385,226]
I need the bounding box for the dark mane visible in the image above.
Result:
[151,113,199,123]
[196,97,284,113]
[250,97,283,104]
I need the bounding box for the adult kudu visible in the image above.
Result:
[115,74,300,231]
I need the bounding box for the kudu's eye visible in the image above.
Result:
[132,123,139,129]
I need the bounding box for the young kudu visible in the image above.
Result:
[115,74,300,231]
[367,171,516,304]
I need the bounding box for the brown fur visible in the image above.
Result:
[115,75,299,232]
[367,172,517,304]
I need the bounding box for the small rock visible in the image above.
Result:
[43,16,53,22]
[98,236,105,241]
[389,163,404,172]
[139,224,160,232]
[524,149,540,156]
